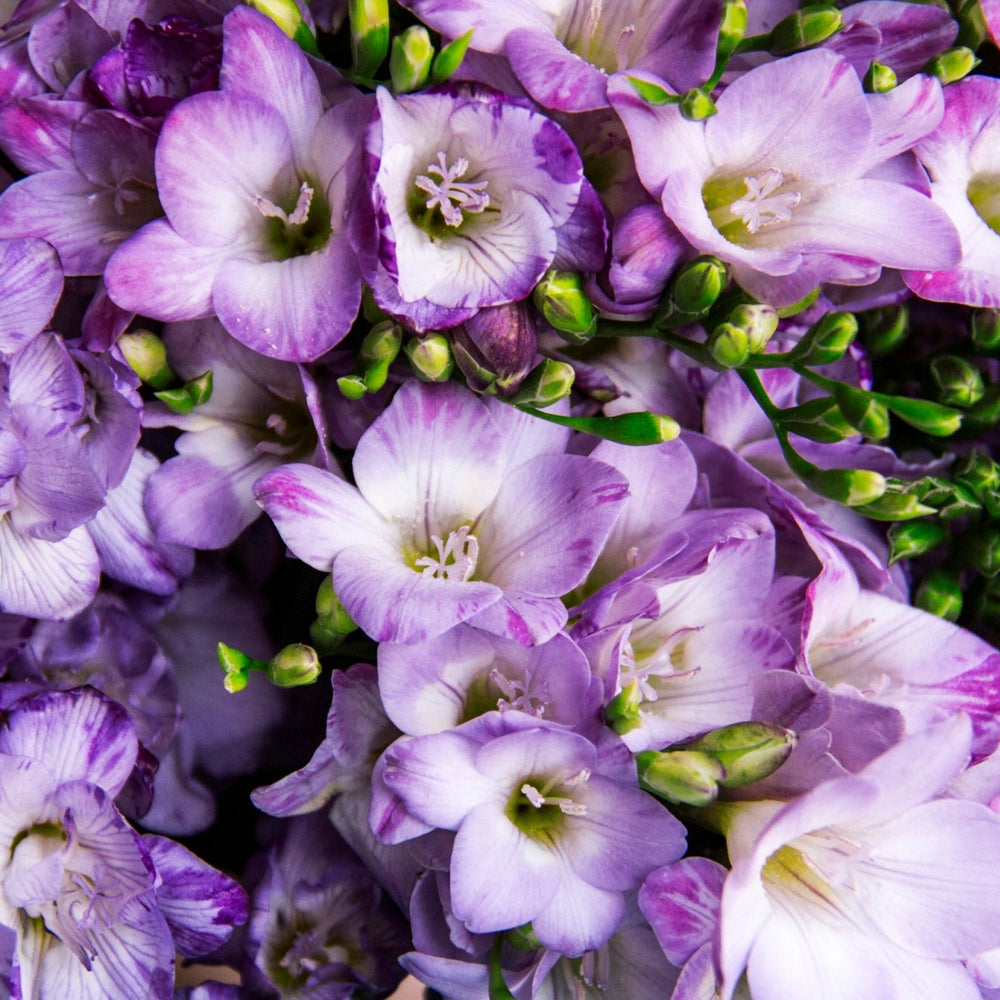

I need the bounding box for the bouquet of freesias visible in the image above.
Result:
[5,0,1000,997]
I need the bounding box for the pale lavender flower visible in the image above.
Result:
[255,379,628,646]
[105,6,368,360]
[0,236,62,355]
[610,49,960,307]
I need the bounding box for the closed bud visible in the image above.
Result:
[807,466,887,506]
[931,354,985,408]
[769,4,843,54]
[728,303,779,353]
[267,643,322,687]
[606,680,642,735]
[913,476,981,521]
[248,0,319,53]
[955,451,1000,517]
[431,28,474,84]
[788,311,858,366]
[707,322,751,369]
[965,385,1000,432]
[636,750,724,807]
[854,490,936,522]
[185,370,213,406]
[390,25,433,93]
[348,0,389,77]
[533,270,597,341]
[971,309,1000,351]
[217,641,259,694]
[717,0,748,60]
[679,87,717,120]
[506,924,542,951]
[687,722,796,788]
[835,384,890,440]
[777,397,857,443]
[154,386,194,415]
[915,568,963,622]
[669,256,727,315]
[507,358,575,408]
[924,46,980,85]
[887,520,948,564]
[405,334,454,382]
[118,330,175,389]
[863,61,896,93]
[961,527,1000,577]
[454,302,537,394]
[860,304,908,357]
[360,320,403,364]
[883,394,962,436]
[336,374,368,400]
[314,575,358,635]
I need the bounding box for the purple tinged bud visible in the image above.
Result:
[405,334,454,382]
[118,330,175,389]
[266,643,321,687]
[390,26,434,93]
[931,355,985,408]
[453,302,538,394]
[769,4,843,54]
[687,722,797,787]
[636,749,724,807]
[915,568,963,621]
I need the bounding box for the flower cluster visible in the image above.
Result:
[2,0,1000,998]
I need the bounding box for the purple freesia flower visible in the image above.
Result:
[255,379,628,645]
[610,49,961,306]
[105,6,367,360]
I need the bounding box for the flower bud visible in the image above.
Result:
[728,303,779,353]
[360,320,402,392]
[863,61,896,93]
[248,0,319,53]
[955,451,1000,517]
[508,358,575,408]
[454,302,537,394]
[606,680,642,734]
[185,370,213,406]
[914,476,981,521]
[884,395,962,436]
[217,641,257,694]
[336,374,368,400]
[807,467,887,506]
[668,256,728,315]
[679,88,717,120]
[405,334,454,382]
[717,0,748,63]
[931,354,985,408]
[834,384,890,440]
[887,520,948,564]
[707,322,750,369]
[532,270,597,342]
[636,750,724,807]
[965,385,1000,432]
[687,722,796,787]
[769,4,843,54]
[915,568,963,622]
[431,28,474,84]
[314,574,358,635]
[348,0,389,77]
[390,25,433,93]
[924,46,980,85]
[778,397,857,443]
[154,386,195,415]
[788,311,858,366]
[626,74,674,106]
[852,477,935,521]
[971,309,1000,351]
[266,643,322,687]
[961,527,1000,577]
[860,304,908,358]
[118,330,175,389]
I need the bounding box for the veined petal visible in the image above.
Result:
[0,238,62,355]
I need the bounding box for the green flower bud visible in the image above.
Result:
[626,74,675,106]
[860,304,908,357]
[924,46,980,85]
[777,397,858,444]
[807,467,887,506]
[248,0,319,53]
[153,386,195,415]
[185,370,213,406]
[882,394,962,437]
[636,750,724,807]
[336,374,368,400]
[787,311,858,366]
[266,643,322,687]
[360,320,403,364]
[728,303,779,353]
[118,330,175,389]
[971,309,1000,351]
[834,384,890,440]
[314,574,358,635]
[506,924,542,951]
[707,322,751,369]
[217,641,258,694]
[769,4,843,54]
[669,256,728,315]
[348,0,389,77]
[863,61,896,93]
[687,722,796,788]
[955,451,1000,517]
[717,0,748,62]
[961,527,1000,577]
[532,270,597,342]
[915,567,963,622]
[679,87,717,120]
[852,477,935,521]
[930,354,985,408]
[390,25,433,93]
[431,28,474,84]
[964,385,1000,433]
[405,334,455,382]
[913,476,981,521]
[606,680,643,734]
[507,359,575,408]
[887,520,948,564]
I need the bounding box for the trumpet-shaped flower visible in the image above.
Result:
[255,380,628,645]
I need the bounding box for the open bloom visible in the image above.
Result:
[255,379,628,645]
[610,49,960,306]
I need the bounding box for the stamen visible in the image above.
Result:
[414,525,479,582]
[489,668,548,717]
[254,181,314,226]
[519,769,590,816]
[731,168,801,234]
[619,639,659,702]
[415,152,490,227]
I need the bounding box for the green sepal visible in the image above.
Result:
[292,19,320,54]
[390,25,433,93]
[851,479,936,522]
[516,406,680,446]
[887,520,948,564]
[915,568,963,622]
[506,359,575,408]
[431,28,474,84]
[879,394,963,437]
[804,467,887,506]
[960,527,1000,577]
[185,370,213,405]
[776,397,857,444]
[785,311,858,366]
[834,384,890,441]
[153,387,194,414]
[668,255,728,316]
[679,88,717,120]
[863,60,896,93]
[348,0,389,77]
[626,75,676,105]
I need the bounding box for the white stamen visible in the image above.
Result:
[490,668,548,717]
[519,769,590,816]
[731,168,800,234]
[618,639,659,702]
[255,181,314,226]
[415,152,490,227]
[414,525,479,581]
